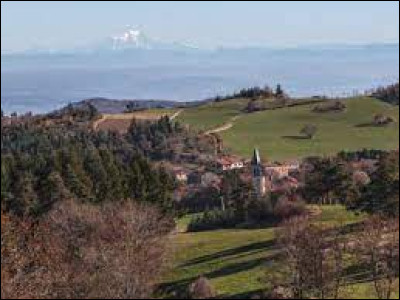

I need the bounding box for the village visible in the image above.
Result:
[171,148,301,205]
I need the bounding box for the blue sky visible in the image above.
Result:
[1,1,399,52]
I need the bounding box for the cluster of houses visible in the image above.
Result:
[1,112,35,127]
[171,149,301,201]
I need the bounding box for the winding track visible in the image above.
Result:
[204,115,240,135]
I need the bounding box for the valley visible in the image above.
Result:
[2,2,399,299]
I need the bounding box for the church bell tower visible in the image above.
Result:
[251,149,266,198]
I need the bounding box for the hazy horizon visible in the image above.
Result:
[1,1,399,114]
[2,1,399,52]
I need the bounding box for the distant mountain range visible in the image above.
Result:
[2,27,200,56]
[105,27,198,51]
[2,30,398,114]
[2,27,398,56]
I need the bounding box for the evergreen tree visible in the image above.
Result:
[14,172,40,216]
[352,152,399,217]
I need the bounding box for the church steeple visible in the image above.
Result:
[251,148,263,177]
[252,148,261,165]
[251,148,266,197]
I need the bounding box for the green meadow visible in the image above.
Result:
[178,97,399,161]
[162,206,398,299]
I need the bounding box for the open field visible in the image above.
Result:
[162,206,398,299]
[93,109,179,133]
[177,97,399,161]
[177,99,248,132]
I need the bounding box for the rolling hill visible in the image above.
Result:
[161,206,398,299]
[177,97,399,161]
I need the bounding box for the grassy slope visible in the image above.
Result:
[178,99,247,132]
[178,97,399,161]
[163,206,398,299]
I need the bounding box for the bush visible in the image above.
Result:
[187,197,308,231]
[373,114,395,126]
[187,209,238,232]
[312,101,346,113]
[273,198,307,220]
[188,277,216,299]
[300,124,318,139]
[247,196,275,223]
[265,286,293,299]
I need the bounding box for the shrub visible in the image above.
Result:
[188,277,216,299]
[273,198,307,220]
[247,196,275,223]
[373,114,395,126]
[300,124,318,139]
[312,101,346,113]
[265,286,293,299]
[187,209,238,232]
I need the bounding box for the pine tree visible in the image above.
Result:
[14,172,40,216]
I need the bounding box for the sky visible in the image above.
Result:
[1,1,399,52]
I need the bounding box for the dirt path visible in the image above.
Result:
[92,115,107,130]
[170,109,184,120]
[204,115,240,135]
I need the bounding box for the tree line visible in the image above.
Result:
[302,151,399,217]
[1,120,178,217]
[211,84,288,102]
[1,111,189,299]
[372,82,399,105]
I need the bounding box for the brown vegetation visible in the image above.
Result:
[93,111,174,133]
[373,114,396,126]
[1,200,174,299]
[273,215,399,299]
[352,217,399,299]
[188,276,217,299]
[276,216,345,299]
[312,101,346,113]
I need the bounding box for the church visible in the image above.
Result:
[251,148,300,198]
[251,148,267,198]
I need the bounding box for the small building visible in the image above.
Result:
[250,150,300,198]
[216,156,244,172]
[173,169,189,183]
[265,164,299,180]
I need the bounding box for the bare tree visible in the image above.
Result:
[353,216,399,299]
[276,217,346,299]
[1,200,174,299]
[300,124,318,139]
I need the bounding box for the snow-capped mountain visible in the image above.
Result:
[104,27,198,51]
[110,28,153,50]
[3,27,199,55]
